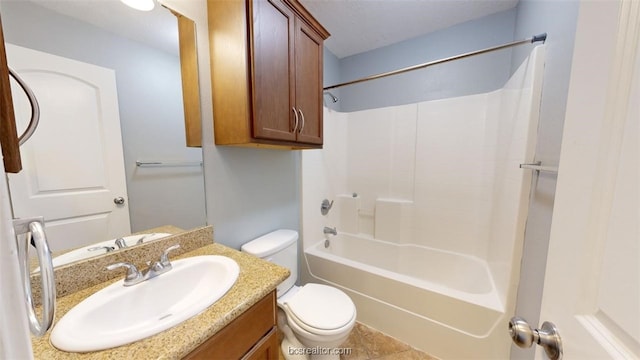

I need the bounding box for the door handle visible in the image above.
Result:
[114,197,125,205]
[509,316,562,360]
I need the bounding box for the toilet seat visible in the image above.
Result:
[280,283,356,336]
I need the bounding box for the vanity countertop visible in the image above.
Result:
[31,243,290,359]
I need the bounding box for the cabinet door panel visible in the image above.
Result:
[294,20,323,145]
[251,0,296,141]
[242,327,279,360]
[184,292,276,360]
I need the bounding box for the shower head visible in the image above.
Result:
[323,91,339,103]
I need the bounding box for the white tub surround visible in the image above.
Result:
[300,46,546,359]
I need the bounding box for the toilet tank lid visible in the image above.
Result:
[241,229,298,258]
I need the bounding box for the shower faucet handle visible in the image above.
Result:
[321,199,334,215]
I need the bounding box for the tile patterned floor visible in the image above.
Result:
[340,322,438,360]
[279,322,438,360]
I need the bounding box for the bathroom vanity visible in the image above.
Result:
[30,227,289,359]
[185,291,278,359]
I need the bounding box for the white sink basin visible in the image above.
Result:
[50,255,240,352]
[43,233,172,270]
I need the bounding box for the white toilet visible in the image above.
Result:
[241,229,356,360]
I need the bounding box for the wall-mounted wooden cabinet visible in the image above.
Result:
[208,0,329,149]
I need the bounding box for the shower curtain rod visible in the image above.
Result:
[323,33,547,91]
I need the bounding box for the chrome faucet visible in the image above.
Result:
[323,226,337,236]
[114,237,127,249]
[106,244,181,286]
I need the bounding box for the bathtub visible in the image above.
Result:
[304,233,509,358]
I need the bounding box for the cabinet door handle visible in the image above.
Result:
[291,107,299,133]
[297,108,305,134]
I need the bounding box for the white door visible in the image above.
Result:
[536,1,640,359]
[0,161,32,359]
[6,44,131,253]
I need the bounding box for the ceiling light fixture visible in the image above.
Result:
[120,0,155,12]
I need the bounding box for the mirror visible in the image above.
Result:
[1,0,206,268]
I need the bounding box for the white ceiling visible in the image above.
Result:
[26,0,519,59]
[299,0,519,58]
[26,0,179,55]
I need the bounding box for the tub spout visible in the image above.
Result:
[323,226,337,236]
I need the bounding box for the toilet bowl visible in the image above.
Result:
[241,230,356,360]
[279,284,356,354]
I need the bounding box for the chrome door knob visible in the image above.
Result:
[509,316,562,360]
[113,197,125,205]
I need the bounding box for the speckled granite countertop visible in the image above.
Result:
[31,243,290,359]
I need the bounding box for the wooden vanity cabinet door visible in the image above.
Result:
[242,327,279,360]
[293,18,323,145]
[250,0,297,142]
[183,291,277,360]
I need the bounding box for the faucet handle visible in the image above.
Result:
[320,199,334,215]
[88,245,115,253]
[106,262,143,285]
[160,244,180,266]
[136,233,154,245]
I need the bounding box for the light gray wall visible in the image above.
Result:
[323,48,341,111]
[2,1,206,233]
[510,1,579,359]
[334,8,517,112]
[205,147,300,249]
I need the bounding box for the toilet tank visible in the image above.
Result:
[241,229,298,296]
